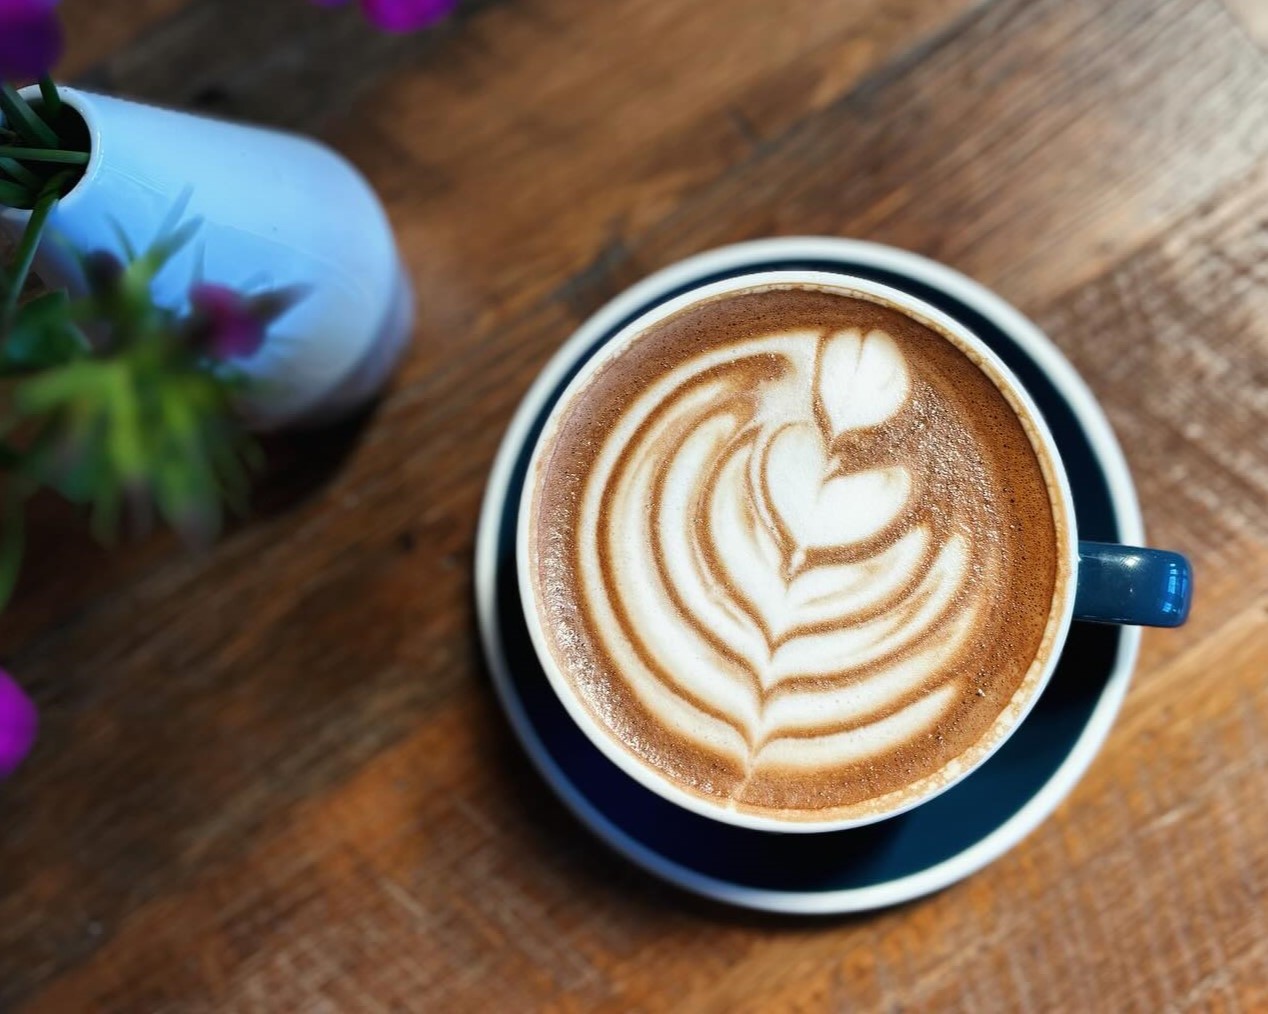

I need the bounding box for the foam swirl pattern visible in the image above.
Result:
[530,288,1062,819]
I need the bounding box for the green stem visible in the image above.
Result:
[1,184,60,328]
[0,483,25,613]
[0,84,59,149]
[38,77,62,120]
[0,155,41,188]
[0,146,88,165]
[0,156,41,189]
[0,178,33,209]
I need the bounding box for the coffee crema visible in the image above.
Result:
[526,285,1069,821]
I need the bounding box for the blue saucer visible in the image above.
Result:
[475,239,1141,913]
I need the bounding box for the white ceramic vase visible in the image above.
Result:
[0,87,412,429]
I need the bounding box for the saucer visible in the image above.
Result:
[475,238,1143,914]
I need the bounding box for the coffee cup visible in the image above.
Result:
[516,271,1191,833]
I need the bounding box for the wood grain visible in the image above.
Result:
[1224,0,1268,50]
[3,0,1267,1009]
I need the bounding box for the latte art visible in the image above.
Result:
[529,286,1065,819]
[580,327,989,765]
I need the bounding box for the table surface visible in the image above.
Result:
[3,0,1268,1009]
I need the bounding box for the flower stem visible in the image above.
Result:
[0,156,41,189]
[1,183,63,328]
[0,85,59,149]
[0,484,25,613]
[0,146,88,165]
[0,178,33,208]
[38,77,62,121]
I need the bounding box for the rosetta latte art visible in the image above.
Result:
[575,327,995,776]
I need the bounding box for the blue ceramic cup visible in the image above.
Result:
[1073,542,1190,627]
[518,270,1192,833]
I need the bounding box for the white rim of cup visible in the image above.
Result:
[514,269,1082,834]
[477,237,1143,912]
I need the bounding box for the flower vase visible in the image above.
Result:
[0,87,413,429]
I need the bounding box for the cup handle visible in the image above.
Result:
[1073,542,1192,627]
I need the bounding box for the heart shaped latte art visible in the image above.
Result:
[576,326,988,770]
[762,422,910,569]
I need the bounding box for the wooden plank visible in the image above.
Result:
[1223,0,1268,50]
[1040,161,1268,579]
[616,0,1268,318]
[58,0,191,77]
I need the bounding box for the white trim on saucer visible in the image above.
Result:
[475,238,1142,913]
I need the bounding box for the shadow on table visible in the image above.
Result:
[252,397,385,518]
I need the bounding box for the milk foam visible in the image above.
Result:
[572,328,987,771]
[531,285,1065,819]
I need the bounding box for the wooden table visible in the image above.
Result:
[3,0,1267,1009]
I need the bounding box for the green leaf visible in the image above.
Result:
[1,182,62,326]
[43,406,111,506]
[0,146,88,165]
[7,418,57,482]
[153,188,194,250]
[152,386,222,544]
[0,291,90,375]
[105,363,146,482]
[0,84,59,149]
[108,218,138,262]
[143,217,203,274]
[12,360,99,415]
[0,177,34,208]
[248,284,310,325]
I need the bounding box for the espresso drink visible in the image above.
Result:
[526,284,1069,821]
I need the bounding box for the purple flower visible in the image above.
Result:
[0,0,63,81]
[189,283,267,360]
[316,0,458,33]
[0,669,37,779]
